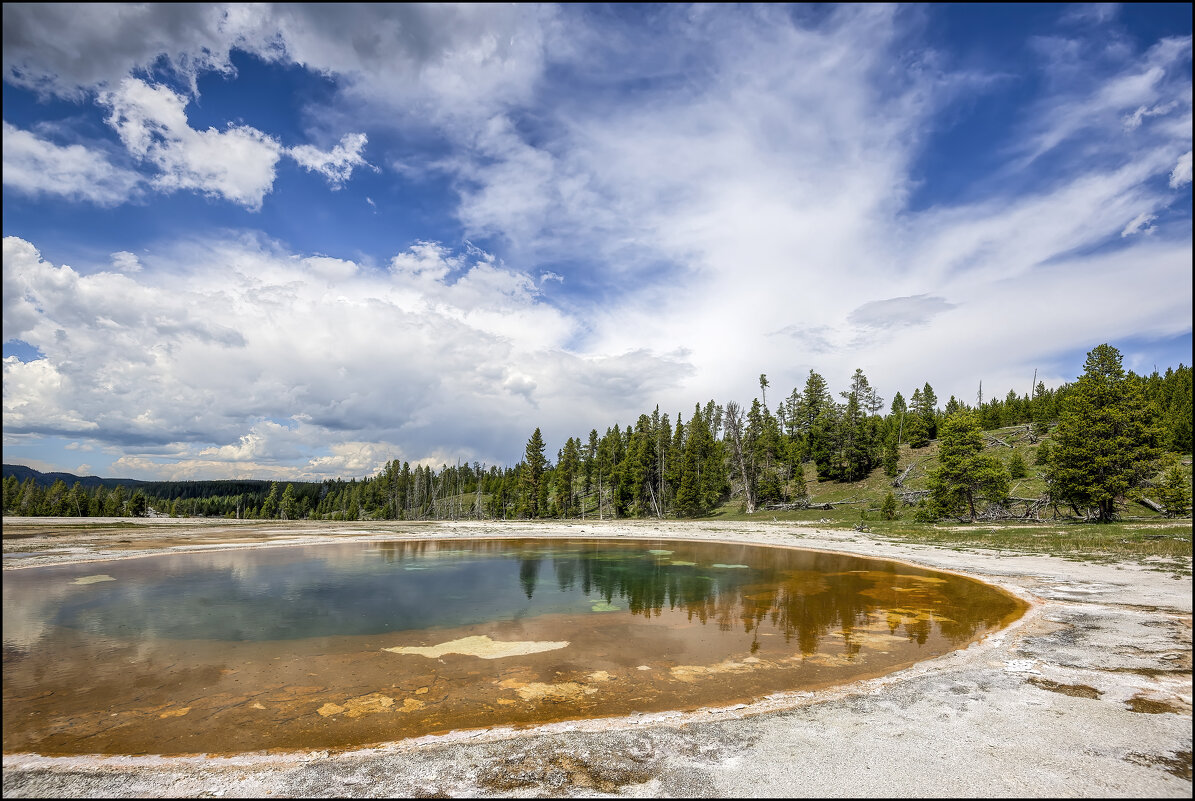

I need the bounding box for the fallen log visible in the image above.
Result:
[1137,497,1167,514]
[892,461,918,488]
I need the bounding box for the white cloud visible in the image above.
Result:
[848,296,957,330]
[3,356,100,434]
[92,79,375,208]
[1015,35,1191,169]
[430,5,1191,416]
[1170,150,1192,188]
[1122,101,1177,130]
[1,3,266,97]
[2,121,141,205]
[3,234,689,479]
[260,4,558,122]
[110,251,142,273]
[2,6,1191,479]
[1120,211,1157,237]
[99,78,284,210]
[302,255,359,281]
[3,4,557,118]
[288,132,373,187]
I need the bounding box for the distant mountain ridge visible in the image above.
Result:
[3,464,148,490]
[2,464,311,497]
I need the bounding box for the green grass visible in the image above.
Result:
[704,424,1192,569]
[866,519,1191,558]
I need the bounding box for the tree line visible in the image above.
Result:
[3,344,1190,522]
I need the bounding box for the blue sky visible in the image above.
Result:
[3,3,1191,481]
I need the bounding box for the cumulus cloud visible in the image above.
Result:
[1,3,265,97]
[99,78,284,210]
[288,132,373,187]
[90,78,377,208]
[3,6,1191,479]
[2,121,141,205]
[1,234,689,479]
[3,4,557,121]
[109,251,143,273]
[260,4,558,121]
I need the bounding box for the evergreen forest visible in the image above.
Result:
[4,344,1191,524]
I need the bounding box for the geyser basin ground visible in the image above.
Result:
[3,537,1025,756]
[2,519,1190,798]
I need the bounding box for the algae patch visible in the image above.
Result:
[316,693,396,718]
[505,680,598,702]
[384,635,569,660]
[671,656,766,682]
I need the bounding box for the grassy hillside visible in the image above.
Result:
[700,424,1191,570]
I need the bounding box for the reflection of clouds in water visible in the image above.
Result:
[41,542,544,641]
[3,572,83,650]
[9,540,1023,652]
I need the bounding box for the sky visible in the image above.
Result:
[2,3,1192,482]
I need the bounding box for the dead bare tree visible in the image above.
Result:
[892,459,923,488]
[723,401,755,514]
[1138,497,1167,514]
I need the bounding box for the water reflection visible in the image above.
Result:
[2,538,1026,756]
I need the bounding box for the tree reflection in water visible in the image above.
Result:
[506,540,1019,655]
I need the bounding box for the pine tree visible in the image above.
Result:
[890,391,907,444]
[1007,451,1029,479]
[280,483,297,520]
[522,428,547,518]
[555,437,580,517]
[1035,440,1052,466]
[789,452,809,500]
[1032,380,1054,434]
[926,411,1010,521]
[261,482,280,518]
[883,435,899,477]
[104,485,126,516]
[809,400,842,480]
[919,382,939,439]
[905,413,930,449]
[1157,461,1191,517]
[1049,344,1160,522]
[128,490,148,518]
[880,491,898,520]
[674,411,702,517]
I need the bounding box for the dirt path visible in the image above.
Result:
[3,518,1191,797]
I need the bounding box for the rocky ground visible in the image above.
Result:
[2,518,1191,798]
